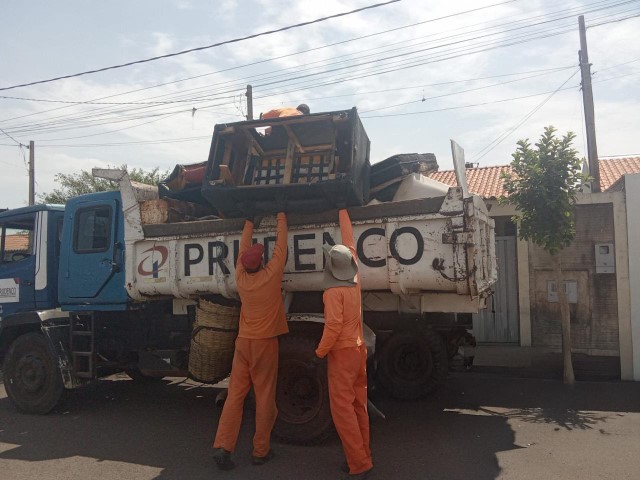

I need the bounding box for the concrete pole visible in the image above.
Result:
[246,85,253,120]
[578,15,600,192]
[28,140,35,205]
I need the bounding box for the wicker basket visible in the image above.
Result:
[188,299,240,383]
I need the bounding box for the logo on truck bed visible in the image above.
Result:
[137,246,169,278]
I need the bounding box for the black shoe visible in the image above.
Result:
[344,467,373,479]
[252,449,275,466]
[214,449,235,471]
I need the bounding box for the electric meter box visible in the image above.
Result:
[595,243,615,274]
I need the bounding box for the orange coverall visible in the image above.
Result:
[316,209,372,475]
[261,107,304,119]
[213,212,288,458]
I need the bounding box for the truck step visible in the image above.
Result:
[70,313,96,378]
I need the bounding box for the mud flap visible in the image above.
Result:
[41,323,83,389]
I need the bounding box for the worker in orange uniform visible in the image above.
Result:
[260,104,310,135]
[213,208,289,471]
[314,207,373,479]
[260,103,310,119]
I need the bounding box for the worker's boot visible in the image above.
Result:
[343,467,373,479]
[213,448,235,471]
[252,449,275,466]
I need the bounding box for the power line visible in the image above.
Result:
[0,0,520,119]
[0,0,609,125]
[3,2,636,140]
[472,69,581,161]
[21,70,639,148]
[0,0,401,92]
[0,126,24,146]
[1,0,629,134]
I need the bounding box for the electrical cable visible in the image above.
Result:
[472,69,581,161]
[0,126,23,146]
[0,0,621,126]
[0,0,401,92]
[2,3,636,140]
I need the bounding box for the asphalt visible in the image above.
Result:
[1,370,639,480]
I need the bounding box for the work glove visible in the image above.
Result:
[306,355,324,372]
[238,201,256,223]
[334,192,348,210]
[275,192,287,213]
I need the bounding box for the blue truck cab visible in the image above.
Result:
[57,191,127,310]
[0,192,153,414]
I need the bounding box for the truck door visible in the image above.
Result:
[0,213,36,317]
[65,200,121,300]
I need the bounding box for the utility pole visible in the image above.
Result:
[28,140,35,205]
[246,85,253,120]
[578,15,600,192]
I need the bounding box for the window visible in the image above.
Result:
[74,206,112,253]
[0,216,35,264]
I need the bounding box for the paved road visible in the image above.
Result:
[1,371,639,480]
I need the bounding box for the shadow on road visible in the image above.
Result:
[1,372,637,479]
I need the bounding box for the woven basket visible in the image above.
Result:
[188,299,240,383]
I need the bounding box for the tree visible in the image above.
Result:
[501,126,588,385]
[40,164,165,204]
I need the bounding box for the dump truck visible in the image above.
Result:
[0,108,496,444]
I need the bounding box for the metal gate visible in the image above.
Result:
[473,236,519,343]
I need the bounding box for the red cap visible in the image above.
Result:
[241,243,265,271]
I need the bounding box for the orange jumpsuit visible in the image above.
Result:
[213,213,288,458]
[261,107,304,119]
[316,209,372,475]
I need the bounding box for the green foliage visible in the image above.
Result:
[40,164,166,205]
[500,126,588,255]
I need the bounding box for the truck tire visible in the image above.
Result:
[273,334,334,445]
[2,332,64,414]
[377,329,448,400]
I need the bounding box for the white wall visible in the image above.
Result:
[625,174,640,380]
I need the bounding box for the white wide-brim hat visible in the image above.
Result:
[322,244,358,281]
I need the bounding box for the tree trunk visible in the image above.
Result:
[553,254,575,384]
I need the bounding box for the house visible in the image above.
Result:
[428,157,640,381]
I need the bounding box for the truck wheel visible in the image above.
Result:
[273,334,334,445]
[377,329,448,400]
[2,332,64,414]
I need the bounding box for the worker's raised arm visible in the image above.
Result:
[265,212,288,275]
[339,209,356,261]
[236,220,254,269]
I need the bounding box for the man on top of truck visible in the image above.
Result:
[314,207,373,479]
[260,104,310,119]
[213,209,289,471]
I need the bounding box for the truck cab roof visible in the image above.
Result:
[0,204,65,219]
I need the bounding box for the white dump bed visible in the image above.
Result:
[95,168,496,314]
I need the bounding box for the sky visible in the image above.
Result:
[0,0,638,208]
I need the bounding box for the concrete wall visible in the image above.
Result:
[625,174,640,380]
[528,203,619,353]
[486,192,634,379]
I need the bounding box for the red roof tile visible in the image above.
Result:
[428,157,640,198]
[598,157,640,191]
[428,165,513,199]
